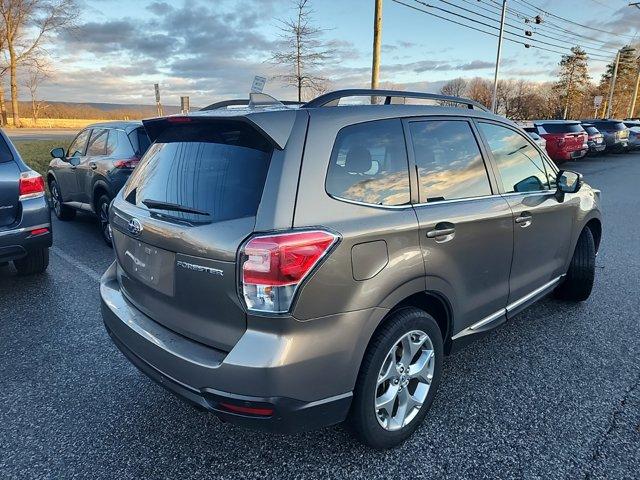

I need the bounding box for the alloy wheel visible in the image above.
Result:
[375,329,435,431]
[99,200,111,241]
[51,184,61,216]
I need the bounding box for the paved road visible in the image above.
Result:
[1,152,639,479]
[5,128,80,141]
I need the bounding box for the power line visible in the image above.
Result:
[514,0,639,40]
[438,0,619,55]
[390,0,609,61]
[408,0,611,60]
[489,0,634,46]
[475,0,622,51]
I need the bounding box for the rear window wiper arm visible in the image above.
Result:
[142,199,210,216]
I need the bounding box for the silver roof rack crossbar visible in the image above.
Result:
[302,89,489,111]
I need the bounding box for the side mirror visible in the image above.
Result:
[50,147,65,159]
[556,170,583,196]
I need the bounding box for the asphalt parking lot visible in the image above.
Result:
[1,151,639,479]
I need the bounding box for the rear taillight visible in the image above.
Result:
[18,171,45,201]
[113,156,140,169]
[239,230,339,313]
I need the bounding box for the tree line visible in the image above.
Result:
[440,45,640,120]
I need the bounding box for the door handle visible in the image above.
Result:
[89,162,97,170]
[515,212,533,228]
[427,222,456,240]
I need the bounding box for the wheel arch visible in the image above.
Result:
[584,217,602,253]
[92,180,112,211]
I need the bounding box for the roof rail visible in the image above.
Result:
[301,89,489,111]
[201,96,303,111]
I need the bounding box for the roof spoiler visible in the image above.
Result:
[142,109,298,150]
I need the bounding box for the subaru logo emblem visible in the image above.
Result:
[127,218,143,236]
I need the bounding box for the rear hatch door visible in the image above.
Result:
[0,147,19,228]
[110,117,277,351]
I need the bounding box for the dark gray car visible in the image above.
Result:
[47,121,150,246]
[0,129,51,274]
[100,90,602,448]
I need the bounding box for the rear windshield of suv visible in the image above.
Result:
[593,122,626,132]
[123,121,273,223]
[539,123,584,134]
[583,126,599,135]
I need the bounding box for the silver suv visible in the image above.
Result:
[100,90,602,449]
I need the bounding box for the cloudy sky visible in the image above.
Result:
[36,0,640,106]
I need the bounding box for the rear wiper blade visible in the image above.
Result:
[142,199,210,216]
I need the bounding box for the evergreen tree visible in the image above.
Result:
[553,47,590,119]
[599,45,639,118]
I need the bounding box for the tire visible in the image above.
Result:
[555,227,595,301]
[349,307,443,449]
[97,194,113,248]
[50,179,76,221]
[13,248,49,275]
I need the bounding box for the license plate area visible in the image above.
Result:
[113,229,175,296]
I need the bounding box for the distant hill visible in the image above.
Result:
[9,101,198,120]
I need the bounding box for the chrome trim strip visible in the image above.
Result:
[451,308,506,340]
[506,275,564,312]
[452,274,565,341]
[0,222,50,237]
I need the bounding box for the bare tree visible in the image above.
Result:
[23,61,49,124]
[0,0,77,126]
[440,77,467,97]
[270,0,332,101]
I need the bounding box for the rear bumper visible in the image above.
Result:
[100,261,368,433]
[587,142,606,154]
[0,196,52,262]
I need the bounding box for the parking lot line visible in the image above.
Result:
[51,245,102,282]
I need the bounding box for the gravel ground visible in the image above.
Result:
[1,151,638,479]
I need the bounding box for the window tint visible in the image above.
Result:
[539,123,584,134]
[67,129,91,158]
[479,122,550,193]
[409,120,492,202]
[106,130,118,155]
[123,121,272,223]
[326,119,410,206]
[584,126,599,135]
[86,129,108,156]
[128,127,151,156]
[593,121,626,132]
[0,135,14,163]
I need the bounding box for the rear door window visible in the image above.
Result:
[106,130,118,155]
[325,119,410,206]
[409,119,492,202]
[67,129,91,158]
[86,128,108,156]
[123,121,273,223]
[479,122,550,193]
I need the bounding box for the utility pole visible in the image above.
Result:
[491,0,507,113]
[371,0,383,103]
[629,65,640,118]
[606,51,620,119]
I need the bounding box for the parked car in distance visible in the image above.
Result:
[47,121,150,246]
[581,119,629,153]
[532,120,588,162]
[100,89,602,449]
[0,129,51,274]
[623,120,640,150]
[523,127,547,150]
[581,123,606,155]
